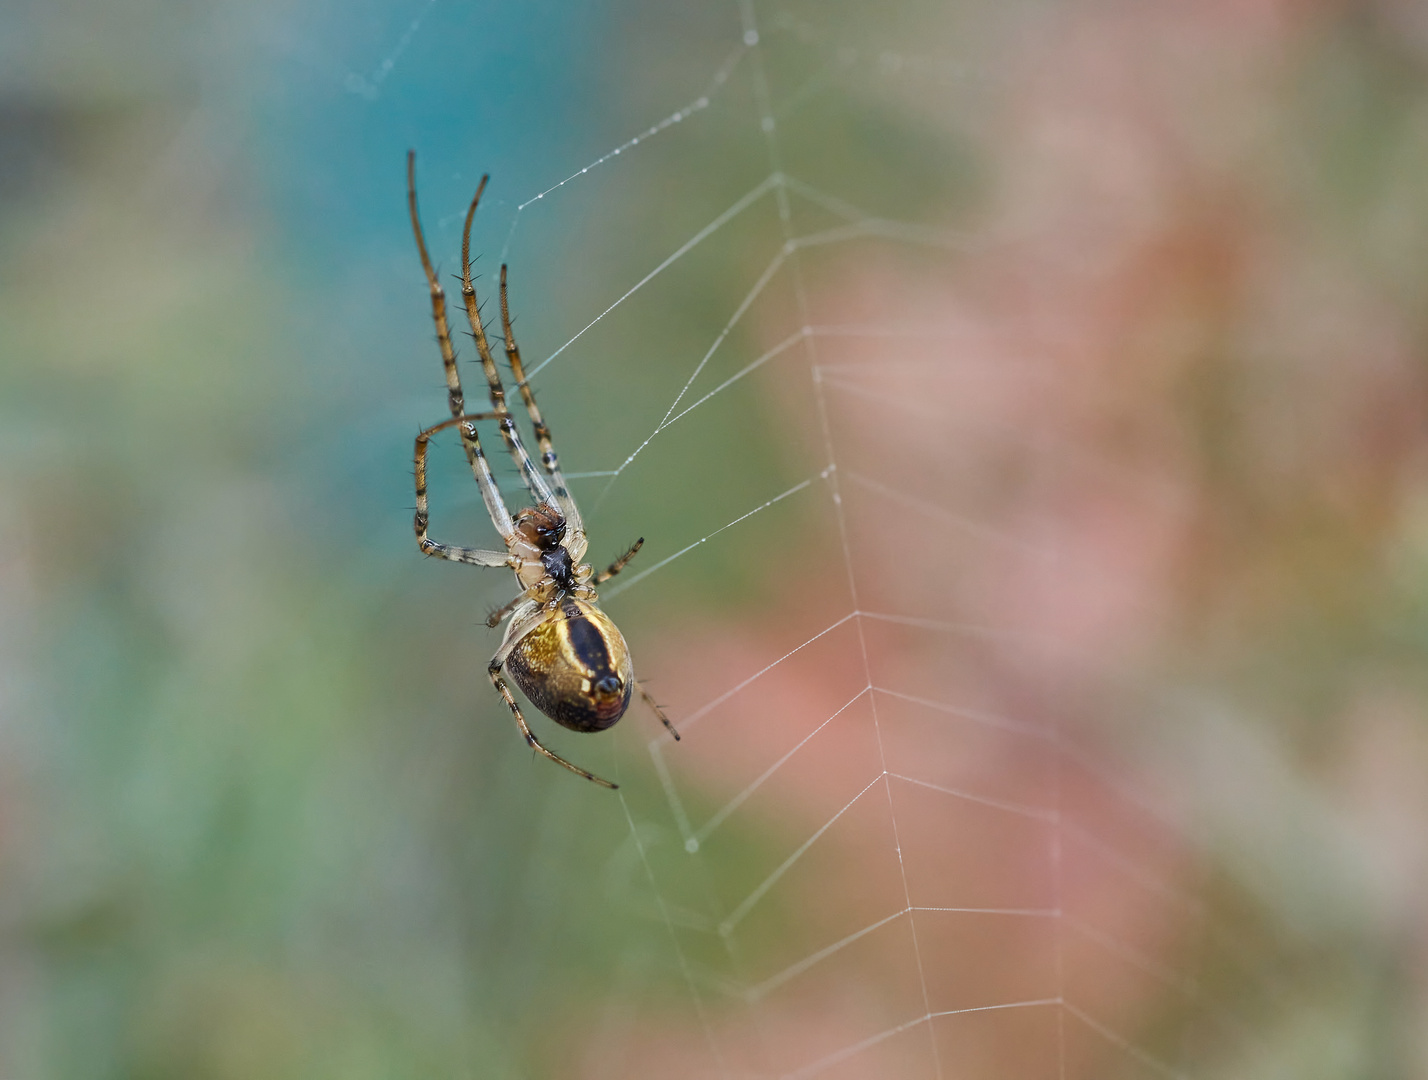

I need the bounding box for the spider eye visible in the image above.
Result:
[516,505,567,548]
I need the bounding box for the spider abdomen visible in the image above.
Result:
[505,600,633,732]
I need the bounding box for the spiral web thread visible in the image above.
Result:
[357,3,1271,1076]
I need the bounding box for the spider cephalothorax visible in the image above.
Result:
[511,506,586,599]
[405,152,676,789]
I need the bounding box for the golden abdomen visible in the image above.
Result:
[505,600,633,732]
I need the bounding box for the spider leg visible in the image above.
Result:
[635,679,680,741]
[457,184,560,514]
[500,263,584,536]
[486,586,541,628]
[414,413,525,567]
[408,152,515,543]
[593,537,644,585]
[488,612,618,788]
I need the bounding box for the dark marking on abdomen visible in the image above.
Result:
[563,604,617,679]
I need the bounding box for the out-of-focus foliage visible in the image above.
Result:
[2,0,1426,1077]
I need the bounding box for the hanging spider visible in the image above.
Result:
[405,151,678,790]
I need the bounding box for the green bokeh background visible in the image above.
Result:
[0,1,888,1073]
[4,0,1428,1077]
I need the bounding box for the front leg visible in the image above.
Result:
[414,412,519,566]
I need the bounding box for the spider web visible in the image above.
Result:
[353,2,1283,1078]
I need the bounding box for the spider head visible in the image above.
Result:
[514,504,566,550]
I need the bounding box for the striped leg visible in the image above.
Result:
[485,587,541,628]
[594,538,644,585]
[636,678,680,741]
[414,413,521,567]
[407,152,515,543]
[499,263,584,536]
[457,184,559,512]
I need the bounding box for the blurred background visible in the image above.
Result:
[2,0,1427,1076]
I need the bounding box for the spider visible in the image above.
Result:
[405,151,678,790]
